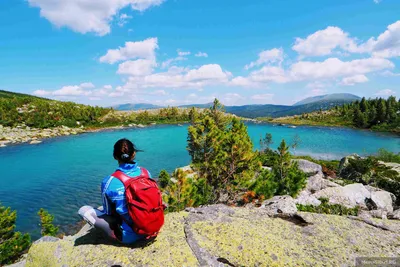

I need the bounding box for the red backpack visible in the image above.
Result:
[112,168,165,238]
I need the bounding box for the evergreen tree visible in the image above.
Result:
[0,203,31,265]
[259,133,273,153]
[360,97,368,113]
[368,106,377,125]
[158,169,171,189]
[38,209,59,237]
[353,107,367,128]
[188,107,198,124]
[209,98,227,129]
[376,98,387,123]
[272,140,307,197]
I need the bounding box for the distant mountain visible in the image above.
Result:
[113,103,163,111]
[113,93,361,118]
[178,103,213,109]
[293,93,360,106]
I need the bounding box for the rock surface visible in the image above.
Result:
[292,159,322,176]
[261,195,298,215]
[21,205,400,267]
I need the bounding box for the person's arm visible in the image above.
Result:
[101,176,114,215]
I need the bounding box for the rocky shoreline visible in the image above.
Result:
[0,123,156,148]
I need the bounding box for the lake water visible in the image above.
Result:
[0,123,399,239]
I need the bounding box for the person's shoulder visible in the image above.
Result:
[139,167,152,178]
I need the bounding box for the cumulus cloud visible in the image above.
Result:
[341,74,369,86]
[195,52,208,58]
[33,82,116,98]
[120,64,232,92]
[357,21,400,58]
[250,66,289,83]
[375,89,396,96]
[99,38,158,64]
[292,27,358,57]
[289,57,393,80]
[245,48,284,70]
[117,59,156,76]
[27,0,165,36]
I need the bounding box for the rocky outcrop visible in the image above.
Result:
[0,125,85,146]
[261,195,297,215]
[21,205,400,267]
[294,159,397,217]
[292,159,322,176]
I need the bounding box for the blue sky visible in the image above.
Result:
[0,0,399,107]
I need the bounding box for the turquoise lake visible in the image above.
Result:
[0,123,399,239]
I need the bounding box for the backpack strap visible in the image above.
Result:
[111,170,131,185]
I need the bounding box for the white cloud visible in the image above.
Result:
[375,89,396,96]
[292,26,358,57]
[103,85,113,90]
[150,90,168,96]
[99,38,158,64]
[250,66,289,83]
[357,21,400,58]
[245,48,284,70]
[374,0,382,3]
[27,0,165,36]
[118,13,132,27]
[161,56,187,69]
[381,70,400,77]
[289,57,393,80]
[341,74,369,86]
[177,51,191,56]
[251,93,274,101]
[195,52,208,58]
[230,76,262,88]
[80,82,95,89]
[117,59,156,76]
[120,64,232,92]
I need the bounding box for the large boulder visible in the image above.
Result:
[294,190,321,206]
[365,186,395,213]
[292,159,322,176]
[22,205,400,267]
[261,195,297,215]
[305,172,340,193]
[313,183,371,208]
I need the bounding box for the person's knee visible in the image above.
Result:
[78,205,94,217]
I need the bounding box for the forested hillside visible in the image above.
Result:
[273,96,400,133]
[0,90,110,128]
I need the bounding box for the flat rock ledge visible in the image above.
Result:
[18,204,400,267]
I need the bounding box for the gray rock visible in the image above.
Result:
[261,166,272,172]
[33,236,60,244]
[29,140,42,145]
[370,190,394,213]
[261,195,297,215]
[292,159,322,176]
[305,172,340,193]
[379,161,400,175]
[388,209,400,220]
[295,190,321,206]
[313,183,370,208]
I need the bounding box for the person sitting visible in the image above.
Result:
[78,138,164,244]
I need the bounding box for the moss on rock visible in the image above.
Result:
[23,205,400,267]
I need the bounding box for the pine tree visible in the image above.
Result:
[158,169,171,189]
[376,98,387,123]
[188,107,198,124]
[353,107,367,128]
[0,204,31,265]
[259,133,273,153]
[38,209,59,237]
[271,140,307,197]
[360,97,368,113]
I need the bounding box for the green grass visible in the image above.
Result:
[297,198,359,216]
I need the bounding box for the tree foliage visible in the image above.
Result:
[158,169,171,189]
[38,208,59,237]
[0,203,31,265]
[187,99,258,194]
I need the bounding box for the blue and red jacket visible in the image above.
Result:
[101,162,151,243]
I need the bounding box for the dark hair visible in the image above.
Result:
[113,138,142,163]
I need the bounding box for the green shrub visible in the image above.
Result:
[0,203,31,265]
[297,198,359,216]
[158,169,171,189]
[374,148,400,164]
[162,169,213,212]
[38,209,59,237]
